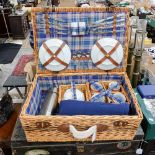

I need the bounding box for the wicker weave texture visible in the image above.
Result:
[20,73,143,142]
[31,7,130,75]
[20,7,143,142]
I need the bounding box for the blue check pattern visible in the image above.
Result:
[33,11,127,72]
[26,74,135,115]
[90,81,103,92]
[90,82,125,104]
[71,81,77,100]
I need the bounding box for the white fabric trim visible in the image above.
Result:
[69,125,97,142]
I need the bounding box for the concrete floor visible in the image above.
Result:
[0,37,33,99]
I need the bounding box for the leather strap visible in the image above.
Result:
[95,41,120,67]
[113,14,117,36]
[45,14,50,35]
[43,42,68,67]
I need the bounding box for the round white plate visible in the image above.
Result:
[91,38,123,70]
[39,39,71,71]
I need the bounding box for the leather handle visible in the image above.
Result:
[36,121,50,129]
[57,124,109,133]
[113,121,128,127]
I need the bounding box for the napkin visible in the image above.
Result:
[79,22,86,35]
[71,22,86,36]
[137,85,155,98]
[71,22,78,36]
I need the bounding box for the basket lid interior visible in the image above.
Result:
[32,7,129,75]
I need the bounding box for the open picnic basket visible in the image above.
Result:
[20,7,143,142]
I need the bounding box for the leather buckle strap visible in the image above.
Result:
[43,42,68,67]
[95,41,120,67]
[113,14,117,36]
[45,14,50,35]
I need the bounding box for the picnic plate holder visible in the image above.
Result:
[20,7,143,142]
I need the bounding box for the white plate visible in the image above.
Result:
[91,38,123,70]
[39,39,71,71]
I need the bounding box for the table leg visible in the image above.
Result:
[25,86,27,95]
[4,87,8,94]
[15,87,23,99]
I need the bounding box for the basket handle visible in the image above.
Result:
[69,125,97,142]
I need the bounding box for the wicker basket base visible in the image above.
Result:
[20,73,143,142]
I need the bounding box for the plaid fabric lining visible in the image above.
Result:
[71,82,77,99]
[26,82,42,115]
[26,74,136,115]
[122,81,136,112]
[33,11,127,72]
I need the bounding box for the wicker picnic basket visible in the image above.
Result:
[20,7,143,142]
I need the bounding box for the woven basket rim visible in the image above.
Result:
[20,114,142,119]
[31,7,130,12]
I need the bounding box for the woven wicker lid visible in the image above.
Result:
[32,7,130,75]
